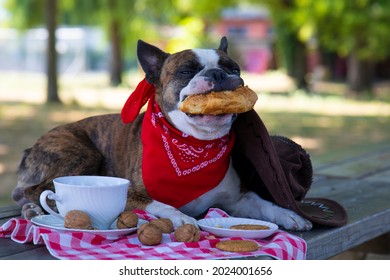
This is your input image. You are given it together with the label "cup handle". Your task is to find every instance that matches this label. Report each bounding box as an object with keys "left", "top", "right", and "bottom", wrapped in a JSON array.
[{"left": 39, "top": 190, "right": 63, "bottom": 219}]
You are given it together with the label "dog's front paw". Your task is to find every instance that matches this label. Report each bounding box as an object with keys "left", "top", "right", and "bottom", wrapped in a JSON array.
[
  {"left": 145, "top": 200, "right": 198, "bottom": 228},
  {"left": 21, "top": 203, "right": 44, "bottom": 220},
  {"left": 276, "top": 209, "right": 312, "bottom": 231},
  {"left": 169, "top": 212, "right": 198, "bottom": 228}
]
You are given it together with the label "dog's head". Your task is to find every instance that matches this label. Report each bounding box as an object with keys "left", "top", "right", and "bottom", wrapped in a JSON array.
[{"left": 137, "top": 37, "right": 243, "bottom": 140}]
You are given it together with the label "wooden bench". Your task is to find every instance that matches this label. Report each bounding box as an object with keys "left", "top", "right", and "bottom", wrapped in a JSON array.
[
  {"left": 1, "top": 146, "right": 390, "bottom": 260},
  {"left": 299, "top": 146, "right": 390, "bottom": 259}
]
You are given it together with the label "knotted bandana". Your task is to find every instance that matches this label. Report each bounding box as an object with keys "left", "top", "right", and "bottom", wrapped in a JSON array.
[{"left": 121, "top": 78, "right": 155, "bottom": 124}]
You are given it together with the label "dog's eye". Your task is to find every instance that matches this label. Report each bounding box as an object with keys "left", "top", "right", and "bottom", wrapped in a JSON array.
[
  {"left": 178, "top": 67, "right": 198, "bottom": 77},
  {"left": 178, "top": 64, "right": 202, "bottom": 77},
  {"left": 231, "top": 69, "right": 240, "bottom": 76},
  {"left": 180, "top": 70, "right": 195, "bottom": 75}
]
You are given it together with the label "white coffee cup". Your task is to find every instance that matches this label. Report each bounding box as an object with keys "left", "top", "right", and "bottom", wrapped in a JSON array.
[{"left": 39, "top": 175, "right": 130, "bottom": 230}]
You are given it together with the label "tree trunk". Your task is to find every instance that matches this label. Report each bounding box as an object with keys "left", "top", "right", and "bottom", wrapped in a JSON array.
[
  {"left": 346, "top": 52, "right": 374, "bottom": 97},
  {"left": 109, "top": 19, "right": 122, "bottom": 86},
  {"left": 274, "top": 27, "right": 308, "bottom": 90},
  {"left": 45, "top": 0, "right": 60, "bottom": 103},
  {"left": 292, "top": 39, "right": 308, "bottom": 90}
]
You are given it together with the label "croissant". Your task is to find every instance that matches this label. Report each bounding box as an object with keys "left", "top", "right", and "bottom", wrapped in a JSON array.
[{"left": 179, "top": 85, "right": 258, "bottom": 115}]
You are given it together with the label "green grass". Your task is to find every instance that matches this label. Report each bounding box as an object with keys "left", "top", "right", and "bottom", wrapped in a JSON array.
[{"left": 1, "top": 71, "right": 389, "bottom": 207}]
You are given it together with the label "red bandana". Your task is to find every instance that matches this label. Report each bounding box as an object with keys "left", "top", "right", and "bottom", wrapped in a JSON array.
[
  {"left": 121, "top": 78, "right": 155, "bottom": 123},
  {"left": 121, "top": 79, "right": 236, "bottom": 208}
]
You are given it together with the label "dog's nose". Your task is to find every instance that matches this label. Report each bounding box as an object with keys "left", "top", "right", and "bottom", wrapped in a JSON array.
[
  {"left": 204, "top": 68, "right": 228, "bottom": 82},
  {"left": 203, "top": 68, "right": 244, "bottom": 92}
]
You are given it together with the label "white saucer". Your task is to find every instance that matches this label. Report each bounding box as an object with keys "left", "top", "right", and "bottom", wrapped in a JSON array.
[
  {"left": 197, "top": 217, "right": 278, "bottom": 239},
  {"left": 31, "top": 214, "right": 145, "bottom": 240}
]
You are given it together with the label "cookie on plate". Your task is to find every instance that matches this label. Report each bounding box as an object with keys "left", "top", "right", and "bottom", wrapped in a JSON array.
[
  {"left": 215, "top": 240, "right": 259, "bottom": 252},
  {"left": 229, "top": 224, "right": 270, "bottom": 230}
]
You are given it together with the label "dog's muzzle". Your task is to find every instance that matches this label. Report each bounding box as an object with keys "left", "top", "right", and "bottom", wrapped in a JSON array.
[{"left": 202, "top": 68, "right": 244, "bottom": 92}]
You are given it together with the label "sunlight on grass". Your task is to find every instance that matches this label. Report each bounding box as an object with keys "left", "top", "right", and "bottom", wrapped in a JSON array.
[
  {"left": 0, "top": 72, "right": 46, "bottom": 104},
  {"left": 290, "top": 136, "right": 321, "bottom": 150},
  {"left": 1, "top": 71, "right": 389, "bottom": 116},
  {"left": 0, "top": 103, "right": 37, "bottom": 119},
  {"left": 0, "top": 144, "right": 9, "bottom": 156},
  {"left": 256, "top": 90, "right": 390, "bottom": 117},
  {"left": 60, "top": 72, "right": 134, "bottom": 109}
]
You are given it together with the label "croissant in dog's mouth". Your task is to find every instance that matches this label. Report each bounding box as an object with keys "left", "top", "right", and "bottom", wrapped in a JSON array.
[{"left": 179, "top": 86, "right": 258, "bottom": 115}]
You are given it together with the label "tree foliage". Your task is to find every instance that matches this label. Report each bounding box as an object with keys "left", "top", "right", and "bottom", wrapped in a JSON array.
[
  {"left": 295, "top": 0, "right": 390, "bottom": 62},
  {"left": 255, "top": 0, "right": 390, "bottom": 61},
  {"left": 252, "top": 0, "right": 390, "bottom": 94},
  {"left": 5, "top": 0, "right": 390, "bottom": 95},
  {"left": 3, "top": 0, "right": 235, "bottom": 87},
  {"left": 4, "top": 0, "right": 45, "bottom": 29}
]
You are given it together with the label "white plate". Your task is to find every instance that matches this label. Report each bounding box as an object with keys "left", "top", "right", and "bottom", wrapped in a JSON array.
[
  {"left": 197, "top": 217, "right": 278, "bottom": 239},
  {"left": 31, "top": 214, "right": 145, "bottom": 240}
]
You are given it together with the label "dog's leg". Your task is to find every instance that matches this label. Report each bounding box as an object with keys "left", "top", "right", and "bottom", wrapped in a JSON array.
[
  {"left": 20, "top": 202, "right": 45, "bottom": 220},
  {"left": 228, "top": 191, "right": 312, "bottom": 231},
  {"left": 145, "top": 201, "right": 198, "bottom": 228},
  {"left": 125, "top": 185, "right": 198, "bottom": 228}
]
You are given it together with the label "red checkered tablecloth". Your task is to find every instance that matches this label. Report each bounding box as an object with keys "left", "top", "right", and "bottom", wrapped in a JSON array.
[{"left": 0, "top": 208, "right": 306, "bottom": 260}]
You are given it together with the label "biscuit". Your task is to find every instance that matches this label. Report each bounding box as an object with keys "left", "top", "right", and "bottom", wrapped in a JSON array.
[
  {"left": 229, "top": 224, "right": 270, "bottom": 230},
  {"left": 179, "top": 85, "right": 258, "bottom": 115},
  {"left": 215, "top": 240, "right": 259, "bottom": 252}
]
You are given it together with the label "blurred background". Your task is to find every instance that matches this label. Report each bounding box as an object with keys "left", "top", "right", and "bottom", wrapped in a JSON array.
[{"left": 0, "top": 0, "right": 389, "bottom": 212}]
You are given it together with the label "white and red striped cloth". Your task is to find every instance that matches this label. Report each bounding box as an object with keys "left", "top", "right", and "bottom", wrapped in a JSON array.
[{"left": 0, "top": 208, "right": 306, "bottom": 260}]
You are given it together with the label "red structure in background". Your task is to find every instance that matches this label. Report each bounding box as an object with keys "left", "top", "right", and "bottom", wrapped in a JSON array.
[
  {"left": 213, "top": 7, "right": 390, "bottom": 83},
  {"left": 213, "top": 7, "right": 273, "bottom": 74}
]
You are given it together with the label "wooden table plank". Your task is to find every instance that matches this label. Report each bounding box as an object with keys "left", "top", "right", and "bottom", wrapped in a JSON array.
[
  {"left": 0, "top": 238, "right": 54, "bottom": 260},
  {"left": 309, "top": 180, "right": 390, "bottom": 221},
  {"left": 0, "top": 247, "right": 55, "bottom": 260},
  {"left": 315, "top": 148, "right": 390, "bottom": 179},
  {"left": 301, "top": 208, "right": 390, "bottom": 259},
  {"left": 296, "top": 155, "right": 390, "bottom": 259},
  {"left": 0, "top": 238, "right": 55, "bottom": 260},
  {"left": 364, "top": 168, "right": 390, "bottom": 183},
  {"left": 0, "top": 205, "right": 21, "bottom": 220}
]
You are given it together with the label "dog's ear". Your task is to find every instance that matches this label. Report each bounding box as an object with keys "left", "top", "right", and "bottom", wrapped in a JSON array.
[
  {"left": 218, "top": 36, "right": 228, "bottom": 54},
  {"left": 137, "top": 40, "right": 170, "bottom": 84}
]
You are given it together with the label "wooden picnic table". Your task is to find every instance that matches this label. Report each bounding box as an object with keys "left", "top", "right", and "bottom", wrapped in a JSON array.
[{"left": 1, "top": 146, "right": 390, "bottom": 260}]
